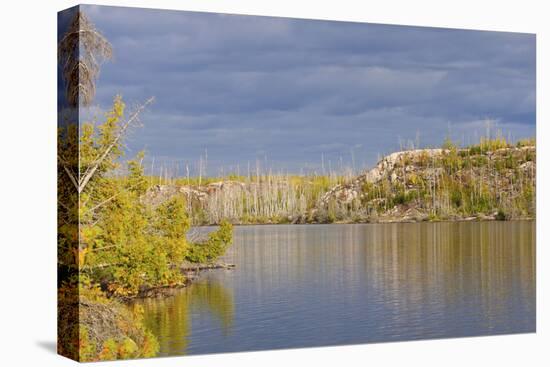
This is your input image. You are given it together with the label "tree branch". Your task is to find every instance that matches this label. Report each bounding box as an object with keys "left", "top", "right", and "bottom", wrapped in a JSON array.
[{"left": 78, "top": 97, "right": 154, "bottom": 193}]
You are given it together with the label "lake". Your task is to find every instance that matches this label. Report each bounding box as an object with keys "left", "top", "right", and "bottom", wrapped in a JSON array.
[{"left": 137, "top": 221, "right": 535, "bottom": 356}]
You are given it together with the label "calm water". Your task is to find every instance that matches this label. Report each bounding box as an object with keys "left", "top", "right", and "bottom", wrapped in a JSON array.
[{"left": 137, "top": 221, "right": 535, "bottom": 356}]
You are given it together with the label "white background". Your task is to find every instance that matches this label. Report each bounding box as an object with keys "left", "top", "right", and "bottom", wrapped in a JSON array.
[{"left": 0, "top": 0, "right": 548, "bottom": 365}]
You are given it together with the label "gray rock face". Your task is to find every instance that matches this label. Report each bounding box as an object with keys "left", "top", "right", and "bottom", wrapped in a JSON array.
[
  {"left": 143, "top": 184, "right": 208, "bottom": 207},
  {"left": 320, "top": 149, "right": 448, "bottom": 207},
  {"left": 143, "top": 180, "right": 249, "bottom": 208}
]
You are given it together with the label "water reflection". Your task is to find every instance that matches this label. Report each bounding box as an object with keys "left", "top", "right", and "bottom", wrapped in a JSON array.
[
  {"left": 140, "top": 221, "right": 535, "bottom": 355},
  {"left": 136, "top": 280, "right": 234, "bottom": 356}
]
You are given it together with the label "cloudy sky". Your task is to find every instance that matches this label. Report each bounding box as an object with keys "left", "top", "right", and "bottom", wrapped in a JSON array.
[{"left": 73, "top": 5, "right": 535, "bottom": 176}]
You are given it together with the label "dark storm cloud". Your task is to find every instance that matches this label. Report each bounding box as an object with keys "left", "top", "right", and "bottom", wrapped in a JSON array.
[{"left": 79, "top": 4, "right": 536, "bottom": 175}]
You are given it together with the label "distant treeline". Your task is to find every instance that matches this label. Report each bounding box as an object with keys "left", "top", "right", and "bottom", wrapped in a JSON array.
[{"left": 141, "top": 135, "right": 535, "bottom": 225}]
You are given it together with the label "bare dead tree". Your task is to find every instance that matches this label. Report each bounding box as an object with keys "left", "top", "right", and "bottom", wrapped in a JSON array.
[{"left": 58, "top": 10, "right": 113, "bottom": 107}]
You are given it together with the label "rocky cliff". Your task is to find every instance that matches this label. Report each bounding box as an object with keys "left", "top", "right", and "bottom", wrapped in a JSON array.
[{"left": 318, "top": 145, "right": 535, "bottom": 222}]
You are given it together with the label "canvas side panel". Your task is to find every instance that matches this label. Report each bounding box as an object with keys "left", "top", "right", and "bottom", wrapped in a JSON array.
[{"left": 57, "top": 5, "right": 81, "bottom": 362}]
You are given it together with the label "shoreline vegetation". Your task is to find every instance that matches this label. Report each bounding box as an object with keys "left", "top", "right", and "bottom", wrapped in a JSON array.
[{"left": 58, "top": 97, "right": 235, "bottom": 362}]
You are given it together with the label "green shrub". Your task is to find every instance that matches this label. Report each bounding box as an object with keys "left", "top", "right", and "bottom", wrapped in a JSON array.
[{"left": 186, "top": 221, "right": 233, "bottom": 264}]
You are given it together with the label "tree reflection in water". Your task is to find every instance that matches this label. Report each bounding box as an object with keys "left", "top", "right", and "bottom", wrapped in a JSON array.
[{"left": 132, "top": 279, "right": 234, "bottom": 356}]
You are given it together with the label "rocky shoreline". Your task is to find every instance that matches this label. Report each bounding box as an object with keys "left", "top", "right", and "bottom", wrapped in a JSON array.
[
  {"left": 190, "top": 212, "right": 534, "bottom": 226},
  {"left": 115, "top": 262, "right": 236, "bottom": 301}
]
